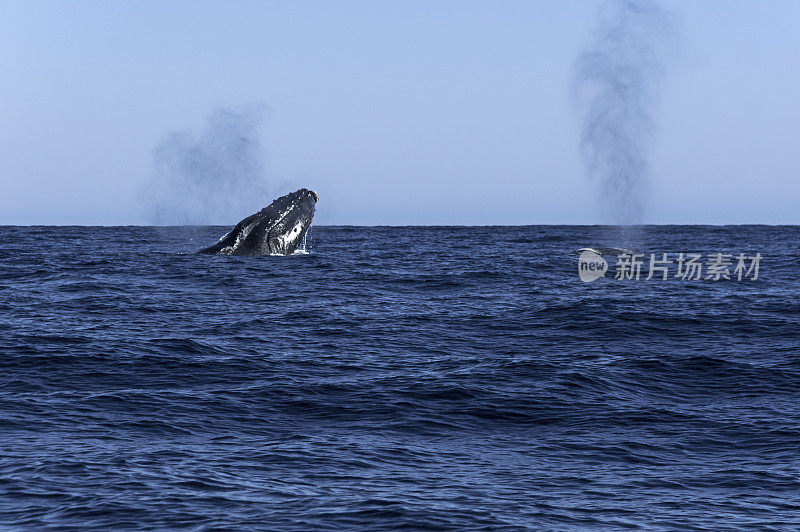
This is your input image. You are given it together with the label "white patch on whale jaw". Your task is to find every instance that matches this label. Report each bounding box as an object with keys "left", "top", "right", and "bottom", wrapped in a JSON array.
[
  {"left": 217, "top": 220, "right": 258, "bottom": 255},
  {"left": 272, "top": 218, "right": 309, "bottom": 255}
]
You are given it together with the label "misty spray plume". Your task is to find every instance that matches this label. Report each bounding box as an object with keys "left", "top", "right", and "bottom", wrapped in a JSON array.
[
  {"left": 144, "top": 104, "right": 269, "bottom": 225},
  {"left": 572, "top": 0, "right": 677, "bottom": 225}
]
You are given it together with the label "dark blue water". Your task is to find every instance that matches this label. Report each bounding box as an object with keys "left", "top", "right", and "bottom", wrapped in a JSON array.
[{"left": 2, "top": 225, "right": 799, "bottom": 530}]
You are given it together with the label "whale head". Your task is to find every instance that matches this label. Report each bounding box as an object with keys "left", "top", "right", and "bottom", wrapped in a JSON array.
[
  {"left": 199, "top": 188, "right": 318, "bottom": 256},
  {"left": 266, "top": 188, "right": 318, "bottom": 255}
]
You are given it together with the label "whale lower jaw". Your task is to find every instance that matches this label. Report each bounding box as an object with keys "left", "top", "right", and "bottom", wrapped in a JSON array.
[{"left": 270, "top": 217, "right": 312, "bottom": 255}]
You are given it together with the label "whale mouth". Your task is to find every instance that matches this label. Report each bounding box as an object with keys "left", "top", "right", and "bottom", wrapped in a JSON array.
[{"left": 310, "top": 190, "right": 319, "bottom": 202}]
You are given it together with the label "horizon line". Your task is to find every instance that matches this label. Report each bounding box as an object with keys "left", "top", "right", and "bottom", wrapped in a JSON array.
[{"left": 1, "top": 223, "right": 797, "bottom": 228}]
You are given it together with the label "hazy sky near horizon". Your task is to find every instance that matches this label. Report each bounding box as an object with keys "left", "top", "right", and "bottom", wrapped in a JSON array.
[{"left": 1, "top": 1, "right": 798, "bottom": 225}]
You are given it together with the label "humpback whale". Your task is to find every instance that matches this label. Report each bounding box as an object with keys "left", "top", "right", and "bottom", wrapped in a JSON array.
[
  {"left": 199, "top": 188, "right": 317, "bottom": 256},
  {"left": 576, "top": 247, "right": 638, "bottom": 256}
]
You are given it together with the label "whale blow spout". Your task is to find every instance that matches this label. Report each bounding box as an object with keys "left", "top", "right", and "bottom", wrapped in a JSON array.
[{"left": 198, "top": 188, "right": 317, "bottom": 256}]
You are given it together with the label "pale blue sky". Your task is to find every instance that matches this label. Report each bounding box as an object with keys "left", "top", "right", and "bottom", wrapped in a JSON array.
[{"left": 1, "top": 1, "right": 798, "bottom": 225}]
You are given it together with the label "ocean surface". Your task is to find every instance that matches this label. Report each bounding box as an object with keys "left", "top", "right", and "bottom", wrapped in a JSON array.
[{"left": 1, "top": 225, "right": 799, "bottom": 530}]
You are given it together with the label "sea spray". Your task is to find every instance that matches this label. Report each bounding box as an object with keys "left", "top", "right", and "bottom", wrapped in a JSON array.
[
  {"left": 572, "top": 0, "right": 678, "bottom": 227},
  {"left": 143, "top": 104, "right": 269, "bottom": 225}
]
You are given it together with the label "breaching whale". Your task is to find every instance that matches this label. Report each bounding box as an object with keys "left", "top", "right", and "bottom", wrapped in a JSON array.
[
  {"left": 198, "top": 188, "right": 318, "bottom": 256},
  {"left": 576, "top": 247, "right": 637, "bottom": 256}
]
